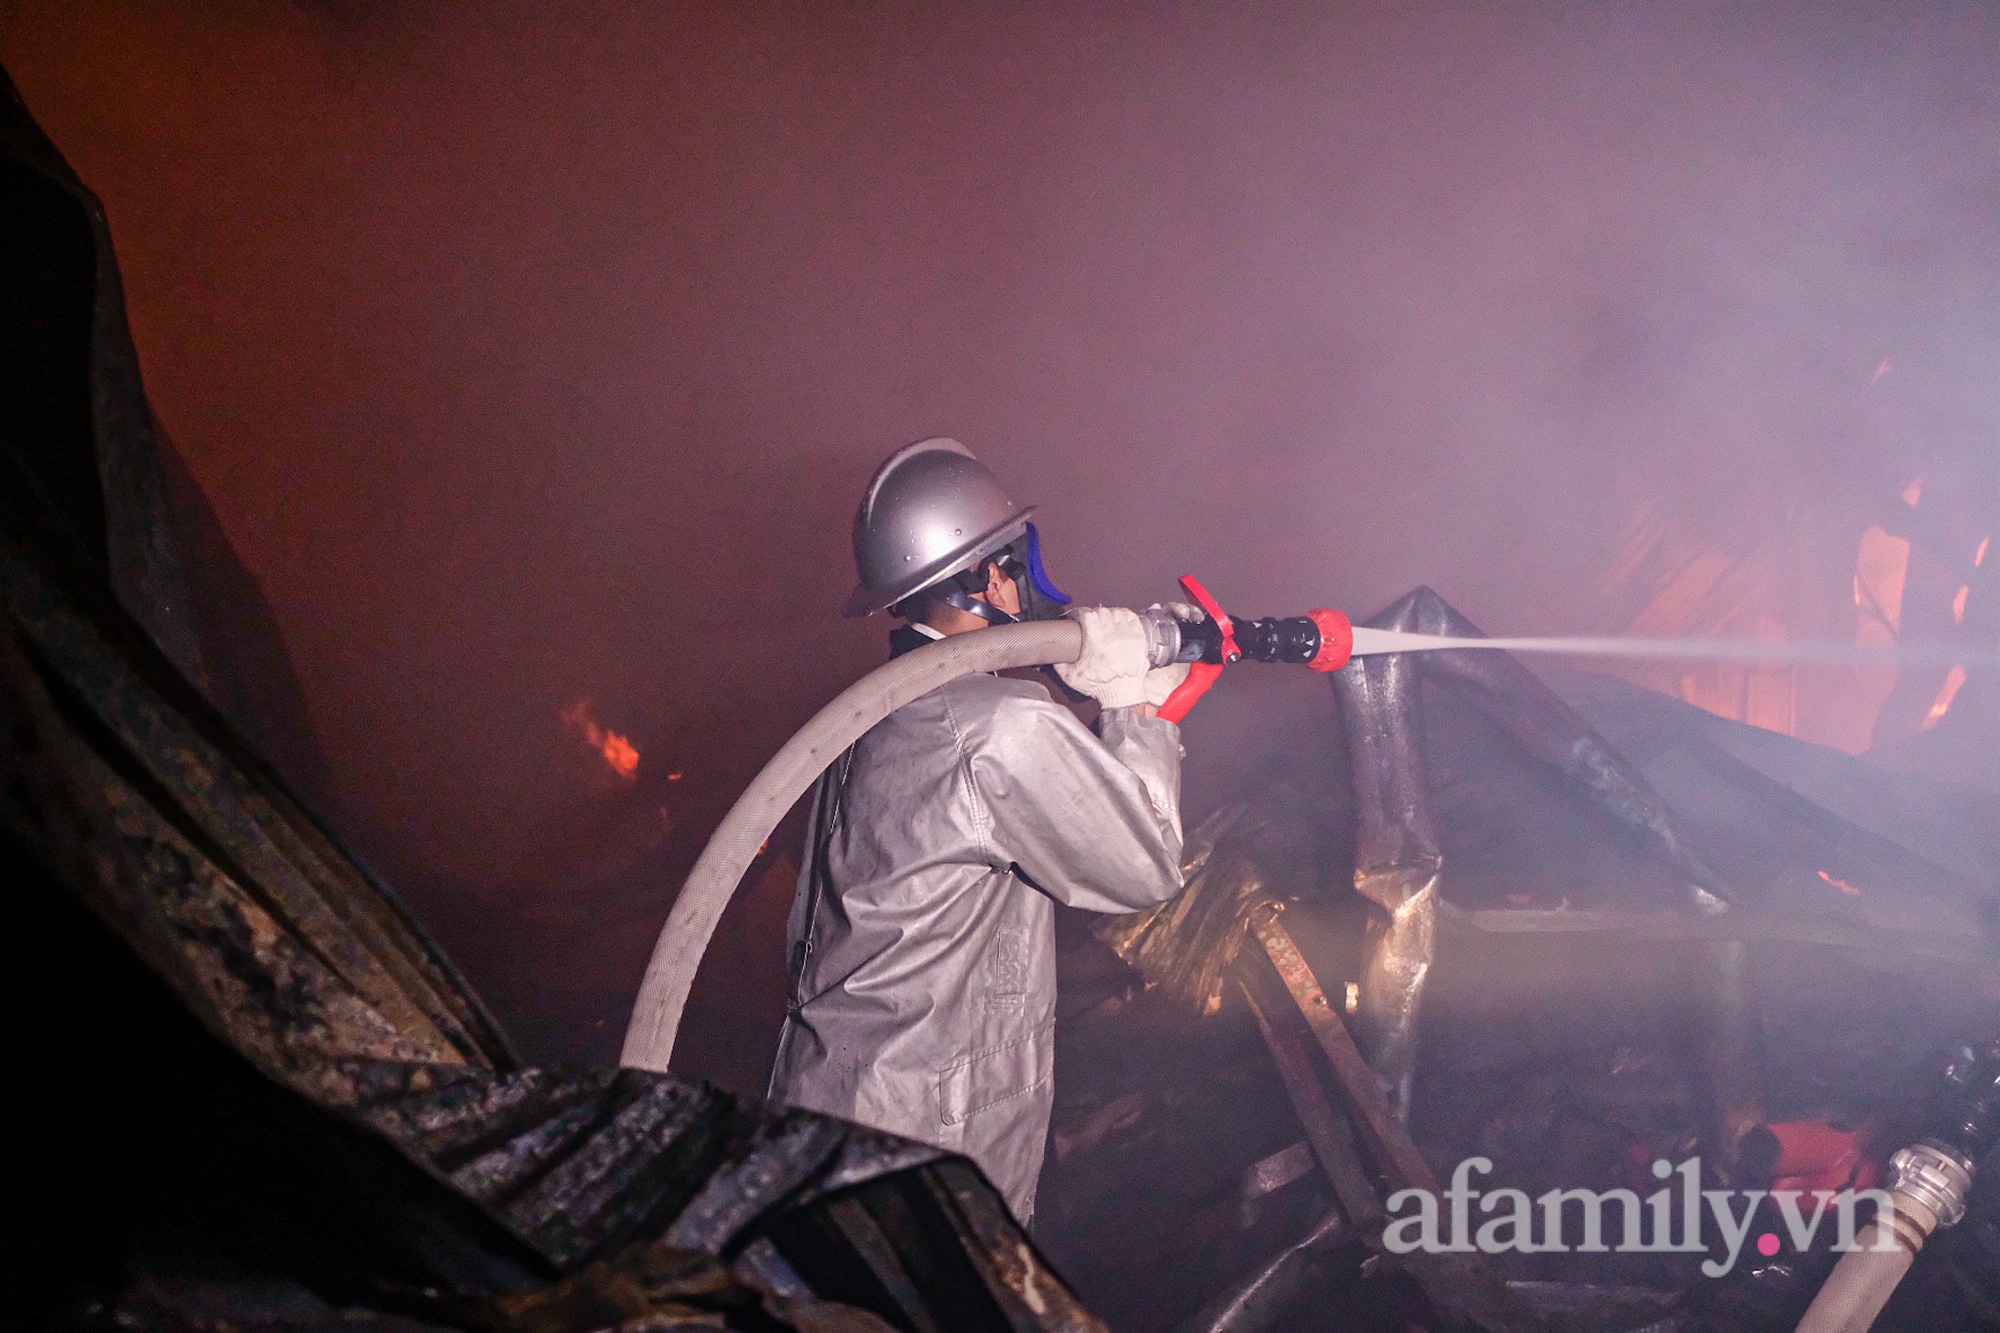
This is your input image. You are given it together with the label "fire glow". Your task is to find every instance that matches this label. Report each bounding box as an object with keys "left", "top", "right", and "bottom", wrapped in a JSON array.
[
  {"left": 1924, "top": 666, "right": 1968, "bottom": 732},
  {"left": 561, "top": 696, "right": 640, "bottom": 781}
]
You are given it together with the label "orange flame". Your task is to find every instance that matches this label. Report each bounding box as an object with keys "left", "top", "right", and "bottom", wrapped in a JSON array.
[
  {"left": 1854, "top": 525, "right": 1909, "bottom": 633},
  {"left": 560, "top": 696, "right": 640, "bottom": 781},
  {"left": 1923, "top": 666, "right": 1968, "bottom": 732},
  {"left": 1978, "top": 537, "right": 1990, "bottom": 568},
  {"left": 1818, "top": 870, "right": 1862, "bottom": 896}
]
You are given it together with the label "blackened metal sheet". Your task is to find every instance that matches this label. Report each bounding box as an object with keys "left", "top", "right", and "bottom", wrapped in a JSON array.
[
  {"left": 1357, "top": 587, "right": 1727, "bottom": 907},
  {"left": 0, "top": 552, "right": 510, "bottom": 1084},
  {"left": 0, "top": 68, "right": 1105, "bottom": 1332},
  {"left": 0, "top": 581, "right": 1088, "bottom": 1323},
  {"left": 329, "top": 1058, "right": 947, "bottom": 1270},
  {"left": 1329, "top": 592, "right": 1447, "bottom": 1120},
  {"left": 1096, "top": 783, "right": 1327, "bottom": 1016}
]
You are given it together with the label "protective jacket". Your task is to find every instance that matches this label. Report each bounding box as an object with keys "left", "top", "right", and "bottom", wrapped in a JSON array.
[{"left": 767, "top": 671, "right": 1184, "bottom": 1220}]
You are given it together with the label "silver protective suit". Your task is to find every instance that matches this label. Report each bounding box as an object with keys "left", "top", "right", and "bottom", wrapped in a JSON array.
[{"left": 768, "top": 671, "right": 1184, "bottom": 1220}]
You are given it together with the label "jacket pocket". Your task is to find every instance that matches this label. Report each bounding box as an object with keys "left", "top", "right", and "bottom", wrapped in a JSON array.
[{"left": 938, "top": 1023, "right": 1053, "bottom": 1127}]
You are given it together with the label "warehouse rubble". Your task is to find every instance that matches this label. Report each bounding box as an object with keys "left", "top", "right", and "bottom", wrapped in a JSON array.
[
  {"left": 11, "top": 49, "right": 2000, "bottom": 1333},
  {"left": 0, "top": 69, "right": 1100, "bottom": 1333}
]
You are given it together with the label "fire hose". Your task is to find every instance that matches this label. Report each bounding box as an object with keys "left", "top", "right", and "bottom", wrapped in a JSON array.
[
  {"left": 620, "top": 577, "right": 1351, "bottom": 1072},
  {"left": 1791, "top": 1041, "right": 2000, "bottom": 1333},
  {"left": 1790, "top": 1144, "right": 1974, "bottom": 1333}
]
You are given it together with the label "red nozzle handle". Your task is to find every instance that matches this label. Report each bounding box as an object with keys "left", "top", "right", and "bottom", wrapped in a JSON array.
[
  {"left": 1305, "top": 608, "right": 1353, "bottom": 672},
  {"left": 1156, "top": 573, "right": 1235, "bottom": 724},
  {"left": 1179, "top": 574, "right": 1240, "bottom": 663},
  {"left": 1158, "top": 661, "right": 1222, "bottom": 724}
]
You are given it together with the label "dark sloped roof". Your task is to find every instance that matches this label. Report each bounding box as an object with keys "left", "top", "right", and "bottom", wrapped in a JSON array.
[
  {"left": 0, "top": 60, "right": 514, "bottom": 1090},
  {"left": 1, "top": 60, "right": 1100, "bottom": 1333}
]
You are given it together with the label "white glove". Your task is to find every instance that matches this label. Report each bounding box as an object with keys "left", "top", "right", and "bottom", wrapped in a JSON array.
[
  {"left": 1056, "top": 606, "right": 1152, "bottom": 709},
  {"left": 1140, "top": 601, "right": 1204, "bottom": 707},
  {"left": 1143, "top": 661, "right": 1191, "bottom": 708}
]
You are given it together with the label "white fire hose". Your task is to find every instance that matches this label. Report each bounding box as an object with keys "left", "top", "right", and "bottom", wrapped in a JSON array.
[
  {"left": 619, "top": 619, "right": 1085, "bottom": 1072},
  {"left": 616, "top": 598, "right": 1999, "bottom": 1333},
  {"left": 1791, "top": 1142, "right": 1976, "bottom": 1333}
]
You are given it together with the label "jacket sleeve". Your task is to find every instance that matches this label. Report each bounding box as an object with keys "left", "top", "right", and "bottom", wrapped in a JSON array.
[{"left": 961, "top": 694, "right": 1184, "bottom": 913}]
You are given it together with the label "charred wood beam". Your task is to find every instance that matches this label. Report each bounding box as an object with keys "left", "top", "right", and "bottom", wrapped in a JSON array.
[
  {"left": 1236, "top": 962, "right": 1381, "bottom": 1230},
  {"left": 1247, "top": 907, "right": 1438, "bottom": 1199},
  {"left": 1242, "top": 907, "right": 1540, "bottom": 1333}
]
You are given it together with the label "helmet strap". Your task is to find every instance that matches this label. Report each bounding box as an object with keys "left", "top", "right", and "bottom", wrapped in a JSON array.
[{"left": 940, "top": 588, "right": 1018, "bottom": 625}]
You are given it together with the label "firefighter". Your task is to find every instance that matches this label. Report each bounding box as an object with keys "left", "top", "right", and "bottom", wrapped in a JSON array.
[{"left": 768, "top": 438, "right": 1201, "bottom": 1222}]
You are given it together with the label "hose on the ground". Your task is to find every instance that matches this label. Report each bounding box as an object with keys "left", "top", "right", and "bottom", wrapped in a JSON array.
[
  {"left": 1792, "top": 1142, "right": 1973, "bottom": 1333},
  {"left": 620, "top": 619, "right": 1085, "bottom": 1072},
  {"left": 1792, "top": 1240, "right": 1918, "bottom": 1333}
]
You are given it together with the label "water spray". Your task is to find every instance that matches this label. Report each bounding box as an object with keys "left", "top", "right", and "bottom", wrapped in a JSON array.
[
  {"left": 623, "top": 575, "right": 1984, "bottom": 1073},
  {"left": 1346, "top": 629, "right": 1992, "bottom": 668},
  {"left": 1147, "top": 573, "right": 1992, "bottom": 687}
]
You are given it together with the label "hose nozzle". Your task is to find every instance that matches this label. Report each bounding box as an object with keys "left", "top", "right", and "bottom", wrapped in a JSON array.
[{"left": 1142, "top": 601, "right": 1353, "bottom": 673}]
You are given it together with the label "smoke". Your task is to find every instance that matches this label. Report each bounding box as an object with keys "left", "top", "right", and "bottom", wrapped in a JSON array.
[{"left": 5, "top": 0, "right": 1999, "bottom": 1074}]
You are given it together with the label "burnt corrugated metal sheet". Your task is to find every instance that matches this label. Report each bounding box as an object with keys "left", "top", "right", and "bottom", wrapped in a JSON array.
[{"left": 0, "top": 60, "right": 1104, "bottom": 1333}]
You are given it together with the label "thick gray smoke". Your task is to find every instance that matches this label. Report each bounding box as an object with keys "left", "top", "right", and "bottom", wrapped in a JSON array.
[{"left": 6, "top": 0, "right": 1997, "bottom": 1075}]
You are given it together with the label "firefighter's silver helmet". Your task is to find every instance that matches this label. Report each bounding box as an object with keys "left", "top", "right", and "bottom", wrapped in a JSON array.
[{"left": 841, "top": 438, "right": 1036, "bottom": 618}]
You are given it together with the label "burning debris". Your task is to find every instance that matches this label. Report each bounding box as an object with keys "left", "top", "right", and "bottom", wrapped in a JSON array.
[
  {"left": 1, "top": 77, "right": 1099, "bottom": 1333},
  {"left": 1037, "top": 588, "right": 2000, "bottom": 1331},
  {"left": 561, "top": 694, "right": 641, "bottom": 782},
  {"left": 12, "top": 23, "right": 2000, "bottom": 1333},
  {"left": 1925, "top": 665, "right": 1969, "bottom": 731}
]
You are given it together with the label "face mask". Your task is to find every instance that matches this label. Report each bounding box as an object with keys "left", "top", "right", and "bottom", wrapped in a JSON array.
[{"left": 1003, "top": 523, "right": 1073, "bottom": 622}]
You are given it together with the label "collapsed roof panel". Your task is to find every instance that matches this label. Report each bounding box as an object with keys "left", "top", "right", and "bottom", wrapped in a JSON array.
[
  {"left": 1060, "top": 585, "right": 2000, "bottom": 1331},
  {"left": 0, "top": 60, "right": 1100, "bottom": 1333}
]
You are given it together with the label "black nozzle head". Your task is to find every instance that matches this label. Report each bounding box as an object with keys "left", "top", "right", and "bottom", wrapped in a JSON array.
[{"left": 1234, "top": 615, "right": 1327, "bottom": 665}]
